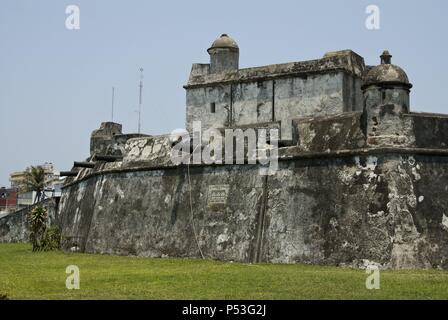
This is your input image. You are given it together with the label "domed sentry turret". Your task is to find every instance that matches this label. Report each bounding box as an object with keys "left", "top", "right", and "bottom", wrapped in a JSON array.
[
  {"left": 362, "top": 51, "right": 414, "bottom": 146},
  {"left": 362, "top": 50, "right": 413, "bottom": 112},
  {"left": 208, "top": 34, "right": 239, "bottom": 73}
]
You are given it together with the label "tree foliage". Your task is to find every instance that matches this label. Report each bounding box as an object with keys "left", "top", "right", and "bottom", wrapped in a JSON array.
[{"left": 22, "top": 166, "right": 47, "bottom": 203}]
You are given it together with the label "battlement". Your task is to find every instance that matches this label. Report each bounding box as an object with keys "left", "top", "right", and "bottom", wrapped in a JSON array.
[
  {"left": 62, "top": 104, "right": 448, "bottom": 189},
  {"left": 185, "top": 49, "right": 366, "bottom": 88}
]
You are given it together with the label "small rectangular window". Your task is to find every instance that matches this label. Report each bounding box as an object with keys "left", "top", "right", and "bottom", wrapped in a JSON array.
[{"left": 210, "top": 102, "right": 216, "bottom": 113}]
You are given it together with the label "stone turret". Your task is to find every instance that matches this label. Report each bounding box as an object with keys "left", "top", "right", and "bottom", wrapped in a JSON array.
[
  {"left": 208, "top": 34, "right": 239, "bottom": 73},
  {"left": 362, "top": 51, "right": 414, "bottom": 146},
  {"left": 90, "top": 122, "right": 122, "bottom": 157},
  {"left": 363, "top": 50, "right": 412, "bottom": 112}
]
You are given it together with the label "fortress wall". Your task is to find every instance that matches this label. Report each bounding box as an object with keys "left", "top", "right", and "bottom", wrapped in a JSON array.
[
  {"left": 0, "top": 208, "right": 30, "bottom": 243},
  {"left": 57, "top": 179, "right": 98, "bottom": 251},
  {"left": 186, "top": 84, "right": 231, "bottom": 132},
  {"left": 262, "top": 155, "right": 448, "bottom": 269},
  {"left": 274, "top": 73, "right": 345, "bottom": 132},
  {"left": 232, "top": 80, "right": 274, "bottom": 125},
  {"left": 0, "top": 198, "right": 59, "bottom": 243},
  {"left": 293, "top": 111, "right": 366, "bottom": 152},
  {"left": 57, "top": 153, "right": 448, "bottom": 269},
  {"left": 343, "top": 73, "right": 364, "bottom": 112},
  {"left": 186, "top": 72, "right": 354, "bottom": 135},
  {"left": 409, "top": 113, "right": 448, "bottom": 148},
  {"left": 58, "top": 165, "right": 266, "bottom": 261}
]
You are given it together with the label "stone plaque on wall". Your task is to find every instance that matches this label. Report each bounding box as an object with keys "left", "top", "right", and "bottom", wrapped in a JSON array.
[{"left": 207, "top": 185, "right": 229, "bottom": 206}]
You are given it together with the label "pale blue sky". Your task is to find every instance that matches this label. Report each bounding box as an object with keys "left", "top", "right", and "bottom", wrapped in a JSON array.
[{"left": 0, "top": 0, "right": 447, "bottom": 185}]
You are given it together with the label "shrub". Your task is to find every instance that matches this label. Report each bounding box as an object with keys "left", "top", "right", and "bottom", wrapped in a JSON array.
[
  {"left": 29, "top": 206, "right": 47, "bottom": 251},
  {"left": 41, "top": 225, "right": 61, "bottom": 251},
  {"left": 28, "top": 206, "right": 61, "bottom": 251}
]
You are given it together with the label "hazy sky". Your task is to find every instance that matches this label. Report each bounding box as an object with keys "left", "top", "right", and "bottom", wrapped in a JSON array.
[{"left": 0, "top": 0, "right": 447, "bottom": 186}]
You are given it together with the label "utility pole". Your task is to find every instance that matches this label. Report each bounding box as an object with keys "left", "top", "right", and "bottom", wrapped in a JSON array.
[{"left": 138, "top": 68, "right": 144, "bottom": 134}]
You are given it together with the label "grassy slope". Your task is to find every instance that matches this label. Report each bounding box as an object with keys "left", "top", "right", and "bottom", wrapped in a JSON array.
[{"left": 0, "top": 243, "right": 447, "bottom": 300}]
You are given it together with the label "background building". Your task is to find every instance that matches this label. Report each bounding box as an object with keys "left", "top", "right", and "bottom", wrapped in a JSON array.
[
  {"left": 0, "top": 188, "right": 17, "bottom": 215},
  {"left": 8, "top": 162, "right": 63, "bottom": 210}
]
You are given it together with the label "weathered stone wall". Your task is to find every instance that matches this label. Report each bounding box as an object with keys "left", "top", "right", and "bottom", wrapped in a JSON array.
[
  {"left": 273, "top": 73, "right": 345, "bottom": 129},
  {"left": 410, "top": 113, "right": 448, "bottom": 148},
  {"left": 57, "top": 153, "right": 448, "bottom": 269},
  {"left": 57, "top": 166, "right": 265, "bottom": 261},
  {"left": 293, "top": 112, "right": 366, "bottom": 152},
  {"left": 186, "top": 72, "right": 359, "bottom": 136},
  {"left": 262, "top": 154, "right": 448, "bottom": 269},
  {"left": 90, "top": 122, "right": 122, "bottom": 157},
  {"left": 89, "top": 121, "right": 150, "bottom": 159},
  {"left": 185, "top": 50, "right": 366, "bottom": 135},
  {"left": 233, "top": 80, "right": 274, "bottom": 126},
  {"left": 0, "top": 198, "right": 59, "bottom": 243}
]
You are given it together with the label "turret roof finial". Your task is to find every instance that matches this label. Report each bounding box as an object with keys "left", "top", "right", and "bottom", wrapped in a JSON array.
[{"left": 380, "top": 50, "right": 392, "bottom": 65}]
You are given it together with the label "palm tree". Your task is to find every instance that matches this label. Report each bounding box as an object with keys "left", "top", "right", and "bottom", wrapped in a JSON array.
[{"left": 22, "top": 166, "right": 47, "bottom": 203}]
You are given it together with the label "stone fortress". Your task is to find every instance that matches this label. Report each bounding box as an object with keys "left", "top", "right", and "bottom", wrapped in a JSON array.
[{"left": 2, "top": 34, "right": 448, "bottom": 269}]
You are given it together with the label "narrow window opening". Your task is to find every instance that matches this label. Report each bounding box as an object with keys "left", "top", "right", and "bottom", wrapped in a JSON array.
[{"left": 210, "top": 102, "right": 216, "bottom": 113}]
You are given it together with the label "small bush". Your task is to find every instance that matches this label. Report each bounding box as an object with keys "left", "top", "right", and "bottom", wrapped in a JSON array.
[
  {"left": 41, "top": 226, "right": 61, "bottom": 251},
  {"left": 28, "top": 206, "right": 61, "bottom": 252},
  {"left": 0, "top": 293, "right": 9, "bottom": 300},
  {"left": 29, "top": 206, "right": 48, "bottom": 251}
]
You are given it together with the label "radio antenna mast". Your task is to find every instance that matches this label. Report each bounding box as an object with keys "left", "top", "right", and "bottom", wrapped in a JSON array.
[
  {"left": 138, "top": 68, "right": 144, "bottom": 133},
  {"left": 111, "top": 87, "right": 115, "bottom": 122}
]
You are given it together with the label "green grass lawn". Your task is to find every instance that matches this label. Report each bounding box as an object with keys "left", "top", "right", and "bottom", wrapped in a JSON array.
[{"left": 0, "top": 243, "right": 447, "bottom": 300}]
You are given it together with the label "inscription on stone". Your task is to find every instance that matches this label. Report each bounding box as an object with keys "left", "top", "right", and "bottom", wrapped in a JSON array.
[{"left": 207, "top": 185, "right": 229, "bottom": 205}]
